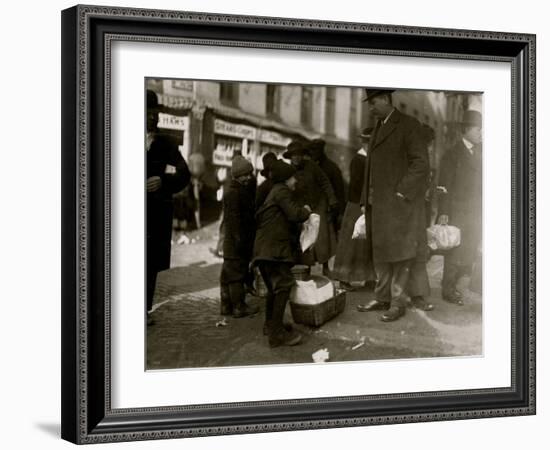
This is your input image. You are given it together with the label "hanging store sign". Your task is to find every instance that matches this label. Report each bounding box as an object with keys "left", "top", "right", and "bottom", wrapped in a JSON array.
[
  {"left": 171, "top": 80, "right": 194, "bottom": 91},
  {"left": 259, "top": 129, "right": 291, "bottom": 147},
  {"left": 214, "top": 118, "right": 256, "bottom": 140},
  {"left": 157, "top": 113, "right": 189, "bottom": 131},
  {"left": 212, "top": 146, "right": 234, "bottom": 167}
]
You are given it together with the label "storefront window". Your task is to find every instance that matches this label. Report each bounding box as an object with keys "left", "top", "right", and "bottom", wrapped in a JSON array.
[
  {"left": 325, "top": 87, "right": 336, "bottom": 135},
  {"left": 220, "top": 82, "right": 239, "bottom": 106},
  {"left": 301, "top": 86, "right": 313, "bottom": 128},
  {"left": 266, "top": 84, "right": 280, "bottom": 117}
]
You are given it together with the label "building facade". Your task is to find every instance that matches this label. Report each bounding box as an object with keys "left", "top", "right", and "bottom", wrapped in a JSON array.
[{"left": 147, "top": 78, "right": 479, "bottom": 209}]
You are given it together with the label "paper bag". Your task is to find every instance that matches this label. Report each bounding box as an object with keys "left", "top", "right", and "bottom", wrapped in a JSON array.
[
  {"left": 352, "top": 214, "right": 366, "bottom": 239},
  {"left": 426, "top": 224, "right": 461, "bottom": 251},
  {"left": 300, "top": 213, "right": 320, "bottom": 252}
]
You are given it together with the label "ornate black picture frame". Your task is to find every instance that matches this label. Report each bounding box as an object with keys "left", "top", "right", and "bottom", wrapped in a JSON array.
[{"left": 61, "top": 4, "right": 536, "bottom": 444}]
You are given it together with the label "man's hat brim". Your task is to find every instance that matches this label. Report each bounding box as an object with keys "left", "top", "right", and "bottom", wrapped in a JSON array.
[
  {"left": 361, "top": 89, "right": 396, "bottom": 102},
  {"left": 282, "top": 147, "right": 308, "bottom": 159}
]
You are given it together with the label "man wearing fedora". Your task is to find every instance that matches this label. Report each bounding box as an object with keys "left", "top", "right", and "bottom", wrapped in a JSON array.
[
  {"left": 437, "top": 109, "right": 483, "bottom": 305},
  {"left": 356, "top": 88, "right": 430, "bottom": 322},
  {"left": 146, "top": 89, "right": 191, "bottom": 325},
  {"left": 284, "top": 140, "right": 339, "bottom": 273},
  {"left": 253, "top": 160, "right": 312, "bottom": 347}
]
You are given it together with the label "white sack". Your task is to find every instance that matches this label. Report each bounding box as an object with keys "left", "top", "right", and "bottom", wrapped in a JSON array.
[{"left": 300, "top": 213, "right": 321, "bottom": 252}]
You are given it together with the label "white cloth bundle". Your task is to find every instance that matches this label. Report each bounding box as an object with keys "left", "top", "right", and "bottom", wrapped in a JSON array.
[
  {"left": 426, "top": 224, "right": 461, "bottom": 251},
  {"left": 300, "top": 213, "right": 321, "bottom": 252},
  {"left": 352, "top": 214, "right": 366, "bottom": 239},
  {"left": 290, "top": 276, "right": 334, "bottom": 305}
]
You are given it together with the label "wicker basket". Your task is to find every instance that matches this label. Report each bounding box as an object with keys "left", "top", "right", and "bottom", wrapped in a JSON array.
[{"left": 290, "top": 291, "right": 346, "bottom": 327}]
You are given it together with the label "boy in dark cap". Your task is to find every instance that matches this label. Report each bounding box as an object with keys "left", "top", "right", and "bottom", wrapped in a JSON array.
[
  {"left": 219, "top": 155, "right": 259, "bottom": 318},
  {"left": 255, "top": 152, "right": 278, "bottom": 210},
  {"left": 253, "top": 160, "right": 312, "bottom": 347}
]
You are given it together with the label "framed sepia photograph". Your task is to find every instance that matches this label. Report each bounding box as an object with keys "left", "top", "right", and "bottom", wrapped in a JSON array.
[{"left": 61, "top": 4, "right": 536, "bottom": 444}]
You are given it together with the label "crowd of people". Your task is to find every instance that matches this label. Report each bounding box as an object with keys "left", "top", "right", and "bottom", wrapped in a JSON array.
[{"left": 146, "top": 88, "right": 483, "bottom": 348}]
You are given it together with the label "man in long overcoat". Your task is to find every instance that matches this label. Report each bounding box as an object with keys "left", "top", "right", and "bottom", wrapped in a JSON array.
[
  {"left": 283, "top": 140, "right": 338, "bottom": 272},
  {"left": 437, "top": 110, "right": 483, "bottom": 305},
  {"left": 253, "top": 161, "right": 312, "bottom": 347},
  {"left": 356, "top": 88, "right": 430, "bottom": 322},
  {"left": 146, "top": 90, "right": 191, "bottom": 325}
]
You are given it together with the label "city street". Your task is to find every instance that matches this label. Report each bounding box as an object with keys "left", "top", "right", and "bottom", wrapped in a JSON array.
[{"left": 146, "top": 221, "right": 482, "bottom": 370}]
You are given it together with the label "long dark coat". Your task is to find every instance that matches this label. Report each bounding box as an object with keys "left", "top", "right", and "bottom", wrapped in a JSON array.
[
  {"left": 438, "top": 139, "right": 482, "bottom": 266},
  {"left": 255, "top": 178, "right": 274, "bottom": 210},
  {"left": 223, "top": 179, "right": 256, "bottom": 261},
  {"left": 293, "top": 159, "right": 338, "bottom": 264},
  {"left": 333, "top": 149, "right": 376, "bottom": 282},
  {"left": 147, "top": 134, "right": 191, "bottom": 272},
  {"left": 361, "top": 109, "right": 430, "bottom": 263},
  {"left": 253, "top": 184, "right": 310, "bottom": 264},
  {"left": 317, "top": 153, "right": 346, "bottom": 215}
]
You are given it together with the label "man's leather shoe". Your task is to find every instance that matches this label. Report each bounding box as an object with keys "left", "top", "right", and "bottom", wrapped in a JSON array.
[
  {"left": 357, "top": 300, "right": 390, "bottom": 312},
  {"left": 442, "top": 290, "right": 464, "bottom": 306},
  {"left": 380, "top": 306, "right": 405, "bottom": 322},
  {"left": 269, "top": 329, "right": 302, "bottom": 348},
  {"left": 263, "top": 322, "right": 293, "bottom": 336},
  {"left": 220, "top": 304, "right": 233, "bottom": 315},
  {"left": 411, "top": 296, "right": 435, "bottom": 311},
  {"left": 233, "top": 302, "right": 259, "bottom": 318}
]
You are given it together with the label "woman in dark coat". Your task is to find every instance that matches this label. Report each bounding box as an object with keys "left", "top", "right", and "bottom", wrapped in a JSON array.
[
  {"left": 308, "top": 139, "right": 346, "bottom": 231},
  {"left": 146, "top": 90, "right": 191, "bottom": 323},
  {"left": 332, "top": 128, "right": 375, "bottom": 288},
  {"left": 253, "top": 160, "right": 311, "bottom": 347},
  {"left": 283, "top": 140, "right": 338, "bottom": 270}
]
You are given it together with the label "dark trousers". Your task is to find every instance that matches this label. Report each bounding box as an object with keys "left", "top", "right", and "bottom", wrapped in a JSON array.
[
  {"left": 374, "top": 259, "right": 413, "bottom": 307},
  {"left": 220, "top": 259, "right": 251, "bottom": 308},
  {"left": 442, "top": 259, "right": 471, "bottom": 295},
  {"left": 146, "top": 267, "right": 158, "bottom": 313},
  {"left": 407, "top": 261, "right": 431, "bottom": 298},
  {"left": 257, "top": 261, "right": 296, "bottom": 333}
]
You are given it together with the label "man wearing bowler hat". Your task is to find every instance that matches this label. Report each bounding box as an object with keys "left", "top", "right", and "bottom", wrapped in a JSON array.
[
  {"left": 437, "top": 109, "right": 483, "bottom": 305},
  {"left": 356, "top": 88, "right": 430, "bottom": 322}
]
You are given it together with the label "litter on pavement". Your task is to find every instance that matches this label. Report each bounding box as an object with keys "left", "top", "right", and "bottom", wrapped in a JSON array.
[
  {"left": 215, "top": 318, "right": 228, "bottom": 327},
  {"left": 312, "top": 348, "right": 330, "bottom": 363}
]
